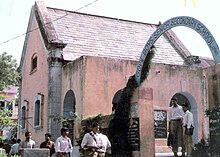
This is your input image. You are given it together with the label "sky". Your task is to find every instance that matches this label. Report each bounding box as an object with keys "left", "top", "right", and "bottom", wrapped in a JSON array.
[{"left": 0, "top": 0, "right": 219, "bottom": 65}]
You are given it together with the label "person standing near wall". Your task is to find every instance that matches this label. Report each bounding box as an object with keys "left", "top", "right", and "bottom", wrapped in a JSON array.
[
  {"left": 81, "top": 122, "right": 103, "bottom": 157},
  {"left": 19, "top": 131, "right": 36, "bottom": 149},
  {"left": 55, "top": 127, "right": 73, "bottom": 157},
  {"left": 40, "top": 133, "right": 55, "bottom": 157},
  {"left": 168, "top": 97, "right": 185, "bottom": 157},
  {"left": 182, "top": 102, "right": 194, "bottom": 157},
  {"left": 98, "top": 127, "right": 111, "bottom": 157}
]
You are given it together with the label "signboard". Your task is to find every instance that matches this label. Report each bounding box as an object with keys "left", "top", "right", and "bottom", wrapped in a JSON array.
[
  {"left": 127, "top": 118, "right": 140, "bottom": 151},
  {"left": 135, "top": 16, "right": 220, "bottom": 85},
  {"left": 154, "top": 110, "right": 167, "bottom": 138}
]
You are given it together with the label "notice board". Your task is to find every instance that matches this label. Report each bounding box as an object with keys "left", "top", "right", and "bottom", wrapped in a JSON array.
[{"left": 154, "top": 110, "right": 167, "bottom": 138}]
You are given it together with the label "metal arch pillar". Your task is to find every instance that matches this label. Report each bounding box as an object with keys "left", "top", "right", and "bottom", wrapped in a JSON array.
[{"left": 135, "top": 16, "right": 220, "bottom": 85}]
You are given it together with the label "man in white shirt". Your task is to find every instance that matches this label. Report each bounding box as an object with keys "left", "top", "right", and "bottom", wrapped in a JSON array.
[
  {"left": 55, "top": 127, "right": 73, "bottom": 157},
  {"left": 81, "top": 122, "right": 103, "bottom": 157},
  {"left": 182, "top": 102, "right": 194, "bottom": 157},
  {"left": 19, "top": 131, "right": 35, "bottom": 149},
  {"left": 168, "top": 97, "right": 185, "bottom": 157},
  {"left": 98, "top": 128, "right": 111, "bottom": 156}
]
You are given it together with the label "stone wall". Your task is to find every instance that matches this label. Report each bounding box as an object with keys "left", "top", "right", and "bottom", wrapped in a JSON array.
[{"left": 19, "top": 148, "right": 49, "bottom": 157}]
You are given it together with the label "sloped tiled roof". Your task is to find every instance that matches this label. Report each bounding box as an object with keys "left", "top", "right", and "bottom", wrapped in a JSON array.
[
  {"left": 47, "top": 7, "right": 186, "bottom": 65},
  {"left": 199, "top": 57, "right": 215, "bottom": 68}
]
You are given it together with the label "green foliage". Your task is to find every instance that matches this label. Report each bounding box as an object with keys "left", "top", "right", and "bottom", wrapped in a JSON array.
[
  {"left": 0, "top": 154, "right": 21, "bottom": 157},
  {"left": 50, "top": 111, "right": 79, "bottom": 125},
  {"left": 0, "top": 108, "right": 18, "bottom": 140},
  {"left": 140, "top": 45, "right": 156, "bottom": 85},
  {"left": 0, "top": 52, "right": 19, "bottom": 91},
  {"left": 192, "top": 107, "right": 220, "bottom": 156},
  {"left": 77, "top": 114, "right": 104, "bottom": 146},
  {"left": 0, "top": 154, "right": 7, "bottom": 157},
  {"left": 0, "top": 108, "right": 15, "bottom": 130},
  {"left": 191, "top": 139, "right": 210, "bottom": 157}
]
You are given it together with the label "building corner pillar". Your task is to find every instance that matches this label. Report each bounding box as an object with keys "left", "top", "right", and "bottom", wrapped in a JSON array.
[
  {"left": 47, "top": 41, "right": 66, "bottom": 140},
  {"left": 138, "top": 87, "right": 155, "bottom": 157}
]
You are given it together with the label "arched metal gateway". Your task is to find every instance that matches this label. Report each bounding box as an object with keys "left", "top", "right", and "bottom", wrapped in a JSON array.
[
  {"left": 110, "top": 16, "right": 220, "bottom": 157},
  {"left": 135, "top": 16, "right": 220, "bottom": 85}
]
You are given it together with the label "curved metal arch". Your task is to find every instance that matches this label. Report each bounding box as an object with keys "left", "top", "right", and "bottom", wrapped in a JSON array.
[{"left": 135, "top": 16, "right": 220, "bottom": 85}]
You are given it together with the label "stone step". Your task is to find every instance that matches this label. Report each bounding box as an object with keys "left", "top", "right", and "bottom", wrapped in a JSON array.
[
  {"left": 155, "top": 146, "right": 172, "bottom": 154},
  {"left": 155, "top": 139, "right": 168, "bottom": 146},
  {"left": 155, "top": 152, "right": 182, "bottom": 157}
]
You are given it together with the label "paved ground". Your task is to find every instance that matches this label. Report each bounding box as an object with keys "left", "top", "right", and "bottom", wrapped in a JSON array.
[
  {"left": 155, "top": 153, "right": 173, "bottom": 157},
  {"left": 155, "top": 152, "right": 182, "bottom": 157}
]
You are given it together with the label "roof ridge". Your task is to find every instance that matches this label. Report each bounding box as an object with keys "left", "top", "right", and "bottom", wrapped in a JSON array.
[
  {"left": 163, "top": 29, "right": 191, "bottom": 60},
  {"left": 46, "top": 6, "right": 159, "bottom": 27}
]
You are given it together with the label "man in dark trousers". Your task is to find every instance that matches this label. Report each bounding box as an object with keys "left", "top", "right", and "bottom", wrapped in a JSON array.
[
  {"left": 168, "top": 97, "right": 185, "bottom": 157},
  {"left": 182, "top": 102, "right": 194, "bottom": 157}
]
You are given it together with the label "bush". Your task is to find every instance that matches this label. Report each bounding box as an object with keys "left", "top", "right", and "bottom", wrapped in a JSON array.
[
  {"left": 192, "top": 107, "right": 220, "bottom": 157},
  {"left": 191, "top": 139, "right": 210, "bottom": 157},
  {"left": 0, "top": 154, "right": 21, "bottom": 157},
  {"left": 0, "top": 154, "right": 7, "bottom": 157}
]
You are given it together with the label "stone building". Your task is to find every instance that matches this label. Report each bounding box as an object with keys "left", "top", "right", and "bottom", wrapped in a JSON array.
[{"left": 18, "top": 1, "right": 220, "bottom": 156}]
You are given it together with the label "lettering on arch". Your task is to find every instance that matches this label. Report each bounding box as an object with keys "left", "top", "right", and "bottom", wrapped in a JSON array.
[{"left": 135, "top": 16, "right": 220, "bottom": 86}]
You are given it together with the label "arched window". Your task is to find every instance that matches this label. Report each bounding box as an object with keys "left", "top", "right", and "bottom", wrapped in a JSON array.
[
  {"left": 34, "top": 100, "right": 40, "bottom": 126},
  {"left": 21, "top": 105, "right": 26, "bottom": 130},
  {"left": 31, "top": 53, "right": 37, "bottom": 72},
  {"left": 34, "top": 93, "right": 43, "bottom": 128},
  {"left": 63, "top": 90, "right": 76, "bottom": 142}
]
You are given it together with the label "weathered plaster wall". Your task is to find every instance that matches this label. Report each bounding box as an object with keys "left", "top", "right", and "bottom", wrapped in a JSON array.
[
  {"left": 20, "top": 11, "right": 49, "bottom": 146},
  {"left": 204, "top": 64, "right": 220, "bottom": 108},
  {"left": 83, "top": 56, "right": 136, "bottom": 118},
  {"left": 65, "top": 55, "right": 207, "bottom": 155},
  {"left": 130, "top": 63, "right": 205, "bottom": 156},
  {"left": 62, "top": 57, "right": 84, "bottom": 142},
  {"left": 144, "top": 63, "right": 205, "bottom": 142}
]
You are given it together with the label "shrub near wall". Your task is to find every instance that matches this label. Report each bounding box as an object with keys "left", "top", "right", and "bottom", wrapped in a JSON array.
[
  {"left": 0, "top": 154, "right": 20, "bottom": 157},
  {"left": 192, "top": 107, "right": 220, "bottom": 157}
]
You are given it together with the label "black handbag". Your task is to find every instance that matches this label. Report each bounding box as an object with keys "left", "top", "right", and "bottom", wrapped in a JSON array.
[{"left": 185, "top": 125, "right": 194, "bottom": 135}]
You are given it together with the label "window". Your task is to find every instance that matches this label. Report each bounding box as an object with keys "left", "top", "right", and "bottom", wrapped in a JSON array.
[
  {"left": 31, "top": 54, "right": 37, "bottom": 72},
  {"left": 21, "top": 100, "right": 28, "bottom": 130},
  {"left": 21, "top": 106, "right": 26, "bottom": 129},
  {"left": 34, "top": 93, "right": 43, "bottom": 128},
  {"left": 34, "top": 100, "right": 40, "bottom": 126}
]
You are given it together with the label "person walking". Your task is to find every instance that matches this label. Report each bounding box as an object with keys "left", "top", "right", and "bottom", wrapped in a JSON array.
[
  {"left": 81, "top": 122, "right": 103, "bottom": 157},
  {"left": 40, "top": 133, "right": 55, "bottom": 157},
  {"left": 168, "top": 97, "right": 185, "bottom": 157},
  {"left": 55, "top": 127, "right": 73, "bottom": 157},
  {"left": 182, "top": 102, "right": 194, "bottom": 157}
]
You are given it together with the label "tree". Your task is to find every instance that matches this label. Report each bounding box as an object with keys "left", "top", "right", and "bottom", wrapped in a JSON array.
[
  {"left": 0, "top": 52, "right": 19, "bottom": 91},
  {"left": 0, "top": 52, "right": 19, "bottom": 139},
  {"left": 0, "top": 108, "right": 16, "bottom": 133}
]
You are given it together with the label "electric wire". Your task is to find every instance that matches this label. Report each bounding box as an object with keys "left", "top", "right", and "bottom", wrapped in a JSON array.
[{"left": 0, "top": 0, "right": 100, "bottom": 46}]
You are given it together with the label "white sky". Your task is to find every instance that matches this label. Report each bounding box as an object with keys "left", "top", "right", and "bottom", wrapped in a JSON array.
[{"left": 0, "top": 0, "right": 219, "bottom": 64}]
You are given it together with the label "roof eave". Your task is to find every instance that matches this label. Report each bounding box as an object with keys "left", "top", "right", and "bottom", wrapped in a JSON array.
[{"left": 34, "top": 0, "right": 67, "bottom": 49}]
